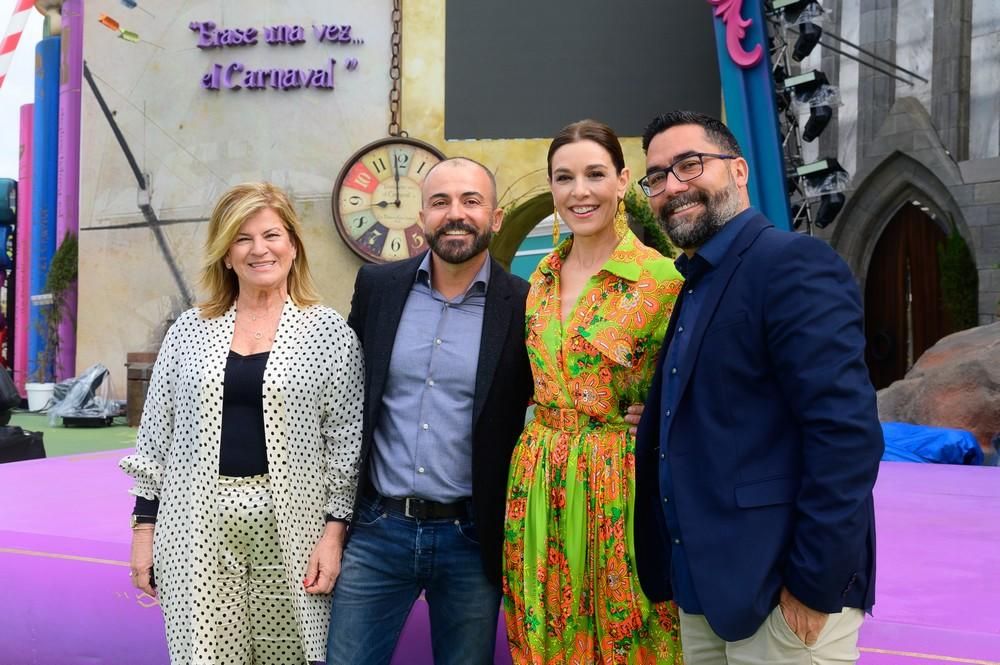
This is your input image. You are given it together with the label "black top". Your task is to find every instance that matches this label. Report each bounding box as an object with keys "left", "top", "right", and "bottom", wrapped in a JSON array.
[
  {"left": 132, "top": 350, "right": 269, "bottom": 518},
  {"left": 218, "top": 350, "right": 269, "bottom": 477}
]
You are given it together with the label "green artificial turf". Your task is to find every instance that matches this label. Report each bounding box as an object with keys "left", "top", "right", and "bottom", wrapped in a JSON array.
[{"left": 8, "top": 411, "right": 137, "bottom": 457}]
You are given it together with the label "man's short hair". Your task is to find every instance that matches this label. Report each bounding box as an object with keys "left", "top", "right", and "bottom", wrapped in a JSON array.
[
  {"left": 422, "top": 157, "right": 498, "bottom": 207},
  {"left": 641, "top": 110, "right": 743, "bottom": 158}
]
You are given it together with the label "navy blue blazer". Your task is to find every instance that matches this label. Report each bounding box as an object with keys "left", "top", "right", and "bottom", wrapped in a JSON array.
[{"left": 633, "top": 211, "right": 883, "bottom": 641}]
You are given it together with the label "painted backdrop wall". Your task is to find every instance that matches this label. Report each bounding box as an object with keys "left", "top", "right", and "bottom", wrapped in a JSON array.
[{"left": 78, "top": 0, "right": 720, "bottom": 395}]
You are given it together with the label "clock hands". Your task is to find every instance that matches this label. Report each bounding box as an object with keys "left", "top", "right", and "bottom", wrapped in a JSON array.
[
  {"left": 392, "top": 153, "right": 402, "bottom": 208},
  {"left": 372, "top": 156, "right": 404, "bottom": 208}
]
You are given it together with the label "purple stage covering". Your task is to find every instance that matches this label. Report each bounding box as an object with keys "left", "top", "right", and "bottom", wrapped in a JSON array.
[
  {"left": 1, "top": 453, "right": 997, "bottom": 664},
  {"left": 858, "top": 462, "right": 1000, "bottom": 664}
]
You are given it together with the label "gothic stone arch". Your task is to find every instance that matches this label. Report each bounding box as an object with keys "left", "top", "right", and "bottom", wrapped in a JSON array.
[{"left": 830, "top": 151, "right": 970, "bottom": 296}]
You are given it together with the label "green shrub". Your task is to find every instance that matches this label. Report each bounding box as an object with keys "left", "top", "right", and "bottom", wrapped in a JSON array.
[
  {"left": 937, "top": 223, "right": 978, "bottom": 330},
  {"left": 624, "top": 185, "right": 674, "bottom": 258}
]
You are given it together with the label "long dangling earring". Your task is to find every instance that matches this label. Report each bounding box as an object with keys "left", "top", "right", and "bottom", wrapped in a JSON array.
[
  {"left": 552, "top": 209, "right": 562, "bottom": 247},
  {"left": 614, "top": 199, "right": 629, "bottom": 238}
]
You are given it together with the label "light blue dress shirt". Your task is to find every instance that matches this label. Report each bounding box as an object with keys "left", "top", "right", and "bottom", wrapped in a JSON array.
[{"left": 370, "top": 252, "right": 490, "bottom": 502}]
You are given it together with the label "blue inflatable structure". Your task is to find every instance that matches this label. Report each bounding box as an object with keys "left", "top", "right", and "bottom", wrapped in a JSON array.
[{"left": 881, "top": 422, "right": 983, "bottom": 465}]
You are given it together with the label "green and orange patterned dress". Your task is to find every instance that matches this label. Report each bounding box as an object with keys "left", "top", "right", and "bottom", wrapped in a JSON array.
[{"left": 503, "top": 230, "right": 683, "bottom": 665}]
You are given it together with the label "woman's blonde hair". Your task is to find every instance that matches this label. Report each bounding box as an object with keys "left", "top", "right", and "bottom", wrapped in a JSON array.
[{"left": 199, "top": 182, "right": 320, "bottom": 318}]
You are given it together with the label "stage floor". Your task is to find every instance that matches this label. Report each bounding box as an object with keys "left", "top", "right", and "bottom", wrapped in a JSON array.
[
  {"left": 857, "top": 461, "right": 1000, "bottom": 665},
  {"left": 0, "top": 452, "right": 997, "bottom": 664}
]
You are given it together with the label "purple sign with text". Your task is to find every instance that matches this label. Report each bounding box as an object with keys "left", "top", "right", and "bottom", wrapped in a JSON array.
[{"left": 189, "top": 20, "right": 363, "bottom": 92}]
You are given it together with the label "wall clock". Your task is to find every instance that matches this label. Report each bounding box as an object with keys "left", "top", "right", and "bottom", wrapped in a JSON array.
[{"left": 331, "top": 136, "right": 446, "bottom": 263}]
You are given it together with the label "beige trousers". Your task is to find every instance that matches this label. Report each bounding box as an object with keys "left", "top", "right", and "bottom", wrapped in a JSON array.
[
  {"left": 211, "top": 474, "right": 305, "bottom": 665},
  {"left": 679, "top": 606, "right": 864, "bottom": 665}
]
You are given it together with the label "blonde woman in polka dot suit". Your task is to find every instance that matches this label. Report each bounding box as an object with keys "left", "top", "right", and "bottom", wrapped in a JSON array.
[{"left": 121, "top": 182, "right": 365, "bottom": 665}]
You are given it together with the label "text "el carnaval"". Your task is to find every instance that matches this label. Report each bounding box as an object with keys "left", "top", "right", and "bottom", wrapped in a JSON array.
[{"left": 190, "top": 20, "right": 361, "bottom": 92}]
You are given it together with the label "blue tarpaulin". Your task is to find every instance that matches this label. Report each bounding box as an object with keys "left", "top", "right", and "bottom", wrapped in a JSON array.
[{"left": 881, "top": 422, "right": 983, "bottom": 465}]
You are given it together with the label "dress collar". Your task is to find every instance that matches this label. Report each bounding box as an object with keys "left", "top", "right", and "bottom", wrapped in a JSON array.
[{"left": 537, "top": 230, "right": 643, "bottom": 283}]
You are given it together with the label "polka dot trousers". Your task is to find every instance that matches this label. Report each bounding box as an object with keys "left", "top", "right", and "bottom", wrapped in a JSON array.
[{"left": 211, "top": 474, "right": 305, "bottom": 664}]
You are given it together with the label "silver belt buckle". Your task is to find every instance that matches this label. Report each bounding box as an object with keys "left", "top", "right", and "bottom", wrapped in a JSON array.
[{"left": 404, "top": 497, "right": 417, "bottom": 518}]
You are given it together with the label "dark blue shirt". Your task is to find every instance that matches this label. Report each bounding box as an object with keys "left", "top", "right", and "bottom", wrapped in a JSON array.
[{"left": 658, "top": 208, "right": 756, "bottom": 613}]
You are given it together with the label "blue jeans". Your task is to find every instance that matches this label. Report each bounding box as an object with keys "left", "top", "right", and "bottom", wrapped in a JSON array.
[{"left": 326, "top": 495, "right": 501, "bottom": 665}]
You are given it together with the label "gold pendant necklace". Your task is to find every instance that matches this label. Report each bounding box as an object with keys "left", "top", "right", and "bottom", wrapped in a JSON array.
[
  {"left": 244, "top": 321, "right": 272, "bottom": 341},
  {"left": 237, "top": 301, "right": 275, "bottom": 341},
  {"left": 248, "top": 311, "right": 265, "bottom": 339}
]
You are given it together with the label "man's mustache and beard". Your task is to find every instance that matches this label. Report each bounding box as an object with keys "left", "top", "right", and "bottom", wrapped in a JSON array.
[
  {"left": 657, "top": 176, "right": 743, "bottom": 251},
  {"left": 425, "top": 220, "right": 493, "bottom": 264}
]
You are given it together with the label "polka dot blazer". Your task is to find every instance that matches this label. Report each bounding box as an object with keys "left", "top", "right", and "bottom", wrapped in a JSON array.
[{"left": 120, "top": 301, "right": 365, "bottom": 663}]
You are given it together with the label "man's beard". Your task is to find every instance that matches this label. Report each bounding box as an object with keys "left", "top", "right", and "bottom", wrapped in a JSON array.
[
  {"left": 658, "top": 183, "right": 743, "bottom": 251},
  {"left": 426, "top": 220, "right": 493, "bottom": 264}
]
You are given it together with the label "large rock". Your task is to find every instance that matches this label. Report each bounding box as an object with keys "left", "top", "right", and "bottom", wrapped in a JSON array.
[{"left": 877, "top": 322, "right": 1000, "bottom": 455}]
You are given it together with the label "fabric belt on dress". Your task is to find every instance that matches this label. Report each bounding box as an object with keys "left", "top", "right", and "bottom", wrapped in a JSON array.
[
  {"left": 367, "top": 488, "right": 471, "bottom": 520},
  {"left": 535, "top": 405, "right": 592, "bottom": 433}
]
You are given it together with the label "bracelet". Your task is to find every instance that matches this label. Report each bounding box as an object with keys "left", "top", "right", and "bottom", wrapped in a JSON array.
[
  {"left": 130, "top": 514, "right": 157, "bottom": 530},
  {"left": 324, "top": 514, "right": 350, "bottom": 524}
]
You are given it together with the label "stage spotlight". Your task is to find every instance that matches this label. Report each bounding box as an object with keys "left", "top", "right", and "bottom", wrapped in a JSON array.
[
  {"left": 813, "top": 192, "right": 845, "bottom": 228},
  {"left": 783, "top": 69, "right": 825, "bottom": 91},
  {"left": 774, "top": 0, "right": 825, "bottom": 61},
  {"left": 803, "top": 105, "right": 833, "bottom": 141},
  {"left": 796, "top": 158, "right": 849, "bottom": 228},
  {"left": 784, "top": 70, "right": 838, "bottom": 142},
  {"left": 793, "top": 22, "right": 822, "bottom": 61},
  {"left": 796, "top": 158, "right": 848, "bottom": 194}
]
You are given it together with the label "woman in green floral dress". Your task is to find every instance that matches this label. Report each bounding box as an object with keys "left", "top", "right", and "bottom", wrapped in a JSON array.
[{"left": 503, "top": 120, "right": 683, "bottom": 664}]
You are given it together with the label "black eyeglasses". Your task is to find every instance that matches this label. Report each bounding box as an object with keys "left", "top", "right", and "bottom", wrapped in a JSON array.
[{"left": 638, "top": 153, "right": 736, "bottom": 197}]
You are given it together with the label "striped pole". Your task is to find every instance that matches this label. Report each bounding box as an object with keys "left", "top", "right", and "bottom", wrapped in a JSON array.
[{"left": 0, "top": 0, "right": 35, "bottom": 90}]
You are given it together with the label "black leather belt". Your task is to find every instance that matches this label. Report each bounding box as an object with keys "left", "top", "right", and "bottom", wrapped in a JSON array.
[{"left": 376, "top": 493, "right": 471, "bottom": 520}]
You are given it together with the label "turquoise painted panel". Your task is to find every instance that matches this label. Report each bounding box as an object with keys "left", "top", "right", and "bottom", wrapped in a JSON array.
[{"left": 510, "top": 233, "right": 566, "bottom": 281}]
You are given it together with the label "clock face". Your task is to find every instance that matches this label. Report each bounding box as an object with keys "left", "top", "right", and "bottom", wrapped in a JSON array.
[{"left": 332, "top": 137, "right": 446, "bottom": 263}]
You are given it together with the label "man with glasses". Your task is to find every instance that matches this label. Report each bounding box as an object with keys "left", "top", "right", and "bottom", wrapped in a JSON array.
[
  {"left": 632, "top": 111, "right": 883, "bottom": 664},
  {"left": 327, "top": 157, "right": 533, "bottom": 664}
]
